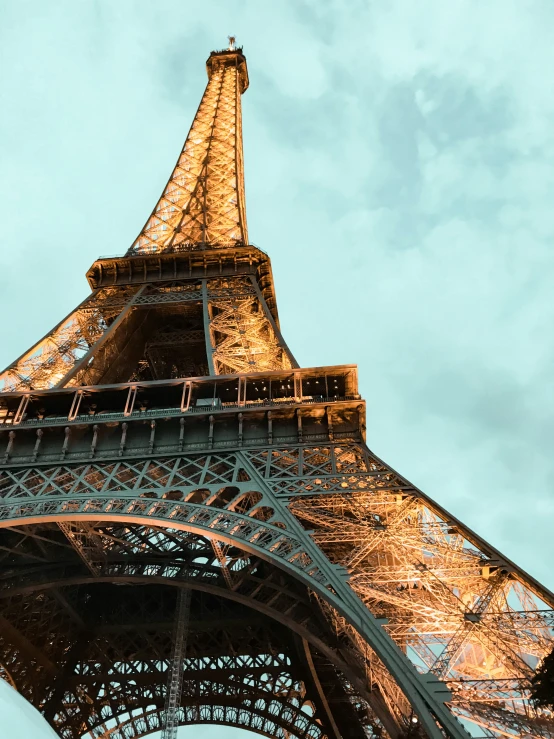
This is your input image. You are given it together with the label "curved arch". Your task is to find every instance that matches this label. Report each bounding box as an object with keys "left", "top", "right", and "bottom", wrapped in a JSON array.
[
  {"left": 0, "top": 497, "right": 464, "bottom": 739},
  {"left": 82, "top": 675, "right": 325, "bottom": 739},
  {"left": 44, "top": 589, "right": 329, "bottom": 739},
  {"left": 89, "top": 705, "right": 319, "bottom": 739},
  {"left": 0, "top": 543, "right": 388, "bottom": 733},
  {"left": 2, "top": 571, "right": 377, "bottom": 717}
]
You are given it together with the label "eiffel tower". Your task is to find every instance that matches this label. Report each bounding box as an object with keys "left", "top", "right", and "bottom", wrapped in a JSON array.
[{"left": 0, "top": 41, "right": 553, "bottom": 739}]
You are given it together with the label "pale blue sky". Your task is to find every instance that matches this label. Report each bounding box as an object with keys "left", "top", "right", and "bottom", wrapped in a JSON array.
[{"left": 1, "top": 1, "right": 554, "bottom": 736}]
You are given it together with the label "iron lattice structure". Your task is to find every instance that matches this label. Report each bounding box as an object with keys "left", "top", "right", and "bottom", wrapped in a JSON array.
[{"left": 0, "top": 44, "right": 553, "bottom": 739}]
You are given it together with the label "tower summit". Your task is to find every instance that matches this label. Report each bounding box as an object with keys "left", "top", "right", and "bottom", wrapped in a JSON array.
[
  {"left": 129, "top": 43, "right": 249, "bottom": 254},
  {"left": 0, "top": 44, "right": 553, "bottom": 739}
]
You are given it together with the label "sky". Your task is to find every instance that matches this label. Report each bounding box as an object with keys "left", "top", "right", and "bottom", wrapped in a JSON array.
[{"left": 1, "top": 0, "right": 554, "bottom": 736}]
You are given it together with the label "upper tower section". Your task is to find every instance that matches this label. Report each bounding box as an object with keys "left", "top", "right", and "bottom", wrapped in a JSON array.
[{"left": 127, "top": 42, "right": 249, "bottom": 255}]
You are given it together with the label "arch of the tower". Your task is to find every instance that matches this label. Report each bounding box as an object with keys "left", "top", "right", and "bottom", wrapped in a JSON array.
[
  {"left": 50, "top": 583, "right": 330, "bottom": 739},
  {"left": 93, "top": 707, "right": 321, "bottom": 739},
  {"left": 0, "top": 488, "right": 474, "bottom": 738},
  {"left": 75, "top": 624, "right": 329, "bottom": 739},
  {"left": 1, "top": 447, "right": 552, "bottom": 739},
  {"left": 0, "top": 518, "right": 395, "bottom": 739}
]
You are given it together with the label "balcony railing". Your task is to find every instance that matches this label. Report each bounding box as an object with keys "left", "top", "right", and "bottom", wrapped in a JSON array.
[{"left": 0, "top": 365, "right": 360, "bottom": 429}]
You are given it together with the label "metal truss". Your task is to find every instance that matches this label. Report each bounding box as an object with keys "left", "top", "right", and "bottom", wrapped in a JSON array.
[
  {"left": 57, "top": 522, "right": 106, "bottom": 575},
  {"left": 85, "top": 650, "right": 327, "bottom": 739},
  {"left": 0, "top": 40, "right": 553, "bottom": 739},
  {"left": 0, "top": 275, "right": 293, "bottom": 392},
  {"left": 0, "top": 567, "right": 357, "bottom": 739},
  {"left": 1, "top": 442, "right": 552, "bottom": 737},
  {"left": 0, "top": 44, "right": 290, "bottom": 393},
  {"left": 0, "top": 287, "right": 140, "bottom": 393},
  {"left": 127, "top": 47, "right": 248, "bottom": 254},
  {"left": 83, "top": 648, "right": 328, "bottom": 739},
  {"left": 284, "top": 445, "right": 554, "bottom": 738},
  {"left": 208, "top": 278, "right": 292, "bottom": 374}
]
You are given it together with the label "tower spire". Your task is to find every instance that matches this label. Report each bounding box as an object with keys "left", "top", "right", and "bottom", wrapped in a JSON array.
[{"left": 128, "top": 45, "right": 249, "bottom": 254}]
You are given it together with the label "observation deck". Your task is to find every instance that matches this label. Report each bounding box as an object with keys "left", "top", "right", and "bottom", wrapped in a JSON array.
[{"left": 0, "top": 365, "right": 364, "bottom": 470}]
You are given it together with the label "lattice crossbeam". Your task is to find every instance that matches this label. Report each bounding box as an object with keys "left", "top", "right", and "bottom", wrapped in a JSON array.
[
  {"left": 0, "top": 287, "right": 139, "bottom": 393},
  {"left": 128, "top": 50, "right": 248, "bottom": 254},
  {"left": 209, "top": 285, "right": 291, "bottom": 373}
]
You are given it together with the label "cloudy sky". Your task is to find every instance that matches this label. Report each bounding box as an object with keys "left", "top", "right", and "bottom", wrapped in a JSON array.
[{"left": 1, "top": 0, "right": 554, "bottom": 735}]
